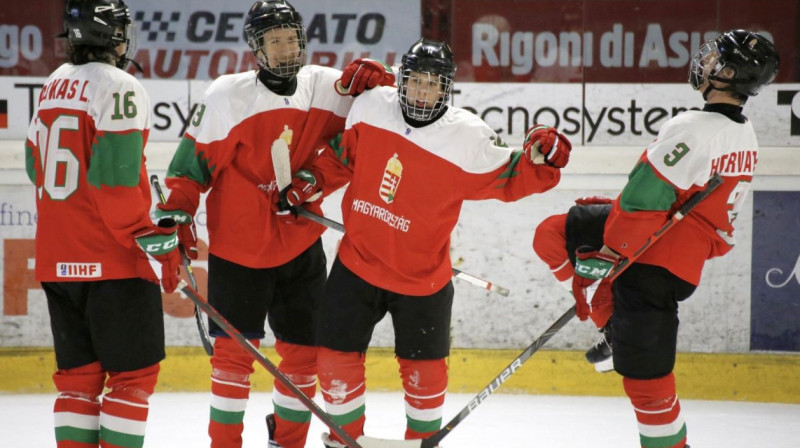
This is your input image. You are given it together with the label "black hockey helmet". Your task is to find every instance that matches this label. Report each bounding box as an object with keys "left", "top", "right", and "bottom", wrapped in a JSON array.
[
  {"left": 689, "top": 29, "right": 780, "bottom": 99},
  {"left": 62, "top": 0, "right": 136, "bottom": 69},
  {"left": 398, "top": 38, "right": 457, "bottom": 121},
  {"left": 244, "top": 0, "right": 306, "bottom": 78}
]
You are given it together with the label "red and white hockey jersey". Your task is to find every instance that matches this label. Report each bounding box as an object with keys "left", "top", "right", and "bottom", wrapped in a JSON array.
[
  {"left": 604, "top": 106, "right": 759, "bottom": 285},
  {"left": 334, "top": 87, "right": 561, "bottom": 296},
  {"left": 25, "top": 62, "right": 154, "bottom": 282},
  {"left": 165, "top": 65, "right": 352, "bottom": 268}
]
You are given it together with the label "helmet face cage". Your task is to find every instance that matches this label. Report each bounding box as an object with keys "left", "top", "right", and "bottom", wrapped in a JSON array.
[
  {"left": 247, "top": 24, "right": 306, "bottom": 78},
  {"left": 689, "top": 40, "right": 724, "bottom": 90},
  {"left": 245, "top": 1, "right": 306, "bottom": 78},
  {"left": 688, "top": 30, "right": 780, "bottom": 98},
  {"left": 398, "top": 69, "right": 453, "bottom": 121},
  {"left": 397, "top": 39, "right": 456, "bottom": 122},
  {"left": 64, "top": 0, "right": 136, "bottom": 69}
]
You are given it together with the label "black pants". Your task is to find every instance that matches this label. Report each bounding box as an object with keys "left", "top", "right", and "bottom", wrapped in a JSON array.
[
  {"left": 610, "top": 263, "right": 696, "bottom": 379},
  {"left": 43, "top": 278, "right": 165, "bottom": 371},
  {"left": 207, "top": 239, "right": 326, "bottom": 345},
  {"left": 317, "top": 257, "right": 454, "bottom": 360}
]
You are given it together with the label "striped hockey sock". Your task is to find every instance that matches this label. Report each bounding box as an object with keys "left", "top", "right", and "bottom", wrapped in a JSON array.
[
  {"left": 399, "top": 357, "right": 448, "bottom": 439},
  {"left": 318, "top": 347, "right": 366, "bottom": 444},
  {"left": 271, "top": 340, "right": 317, "bottom": 448},
  {"left": 623, "top": 373, "right": 687, "bottom": 448},
  {"left": 53, "top": 361, "right": 105, "bottom": 447},
  {"left": 208, "top": 337, "right": 258, "bottom": 448},
  {"left": 99, "top": 364, "right": 159, "bottom": 448}
]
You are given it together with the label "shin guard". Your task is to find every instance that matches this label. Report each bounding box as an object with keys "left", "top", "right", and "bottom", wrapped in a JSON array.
[
  {"left": 318, "top": 347, "right": 366, "bottom": 444},
  {"left": 398, "top": 357, "right": 448, "bottom": 439},
  {"left": 623, "top": 373, "right": 687, "bottom": 448},
  {"left": 209, "top": 337, "right": 258, "bottom": 448},
  {"left": 271, "top": 340, "right": 317, "bottom": 448},
  {"left": 53, "top": 361, "right": 105, "bottom": 448},
  {"left": 100, "top": 363, "right": 159, "bottom": 448}
]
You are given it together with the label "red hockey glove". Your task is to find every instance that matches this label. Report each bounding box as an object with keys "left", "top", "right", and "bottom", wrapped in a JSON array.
[
  {"left": 575, "top": 196, "right": 612, "bottom": 206},
  {"left": 523, "top": 124, "right": 572, "bottom": 169},
  {"left": 154, "top": 205, "right": 198, "bottom": 260},
  {"left": 272, "top": 169, "right": 323, "bottom": 223},
  {"left": 572, "top": 246, "right": 619, "bottom": 321},
  {"left": 335, "top": 58, "right": 395, "bottom": 96},
  {"left": 134, "top": 218, "right": 181, "bottom": 293}
]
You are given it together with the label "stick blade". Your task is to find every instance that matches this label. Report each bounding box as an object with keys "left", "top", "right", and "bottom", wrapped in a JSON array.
[
  {"left": 271, "top": 139, "right": 292, "bottom": 190},
  {"left": 357, "top": 435, "right": 423, "bottom": 448}
]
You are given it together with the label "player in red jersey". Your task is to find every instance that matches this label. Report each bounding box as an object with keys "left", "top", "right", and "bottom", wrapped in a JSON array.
[
  {"left": 24, "top": 1, "right": 180, "bottom": 447},
  {"left": 155, "top": 2, "right": 393, "bottom": 447},
  {"left": 571, "top": 30, "right": 779, "bottom": 448},
  {"left": 309, "top": 38, "right": 571, "bottom": 447}
]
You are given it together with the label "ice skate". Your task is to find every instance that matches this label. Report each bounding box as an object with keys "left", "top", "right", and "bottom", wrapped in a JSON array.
[
  {"left": 321, "top": 432, "right": 347, "bottom": 448},
  {"left": 585, "top": 325, "right": 613, "bottom": 372},
  {"left": 266, "top": 414, "right": 282, "bottom": 448}
]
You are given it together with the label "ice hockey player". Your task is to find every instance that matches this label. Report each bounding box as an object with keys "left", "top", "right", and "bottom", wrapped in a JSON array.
[
  {"left": 533, "top": 196, "right": 615, "bottom": 372},
  {"left": 569, "top": 29, "right": 779, "bottom": 448},
  {"left": 153, "top": 1, "right": 394, "bottom": 448},
  {"left": 24, "top": 1, "right": 181, "bottom": 447},
  {"left": 311, "top": 38, "right": 571, "bottom": 447}
]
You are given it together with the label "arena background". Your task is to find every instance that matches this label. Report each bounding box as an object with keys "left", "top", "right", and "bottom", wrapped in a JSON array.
[{"left": 1, "top": 0, "right": 798, "bottom": 402}]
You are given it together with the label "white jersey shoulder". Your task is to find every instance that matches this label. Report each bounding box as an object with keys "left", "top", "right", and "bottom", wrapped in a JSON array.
[
  {"left": 646, "top": 109, "right": 757, "bottom": 189},
  {"left": 348, "top": 87, "right": 512, "bottom": 174},
  {"left": 36, "top": 62, "right": 150, "bottom": 133},
  {"left": 192, "top": 66, "right": 350, "bottom": 144}
]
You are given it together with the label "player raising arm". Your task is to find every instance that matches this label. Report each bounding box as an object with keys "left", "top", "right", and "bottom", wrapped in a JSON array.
[
  {"left": 154, "top": 2, "right": 393, "bottom": 447},
  {"left": 312, "top": 38, "right": 571, "bottom": 447},
  {"left": 570, "top": 30, "right": 779, "bottom": 448},
  {"left": 24, "top": 1, "right": 180, "bottom": 447}
]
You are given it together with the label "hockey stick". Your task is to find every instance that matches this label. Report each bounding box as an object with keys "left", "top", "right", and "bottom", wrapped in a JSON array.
[
  {"left": 173, "top": 281, "right": 368, "bottom": 448},
  {"left": 294, "top": 206, "right": 511, "bottom": 297},
  {"left": 270, "top": 140, "right": 511, "bottom": 297},
  {"left": 359, "top": 173, "right": 726, "bottom": 448},
  {"left": 607, "top": 173, "right": 724, "bottom": 281},
  {"left": 150, "top": 175, "right": 214, "bottom": 356}
]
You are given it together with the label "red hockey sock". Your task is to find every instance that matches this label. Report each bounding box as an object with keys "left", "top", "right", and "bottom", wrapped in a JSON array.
[
  {"left": 271, "top": 340, "right": 317, "bottom": 448},
  {"left": 100, "top": 363, "right": 159, "bottom": 448},
  {"left": 208, "top": 337, "right": 258, "bottom": 448},
  {"left": 398, "top": 357, "right": 448, "bottom": 439},
  {"left": 623, "top": 373, "right": 687, "bottom": 448},
  {"left": 53, "top": 361, "right": 105, "bottom": 448},
  {"left": 318, "top": 347, "right": 366, "bottom": 444}
]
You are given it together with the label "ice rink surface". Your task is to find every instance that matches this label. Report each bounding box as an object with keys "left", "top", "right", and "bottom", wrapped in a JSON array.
[{"left": 7, "top": 391, "right": 800, "bottom": 447}]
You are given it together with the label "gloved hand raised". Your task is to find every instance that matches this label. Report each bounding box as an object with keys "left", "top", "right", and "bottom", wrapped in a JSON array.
[
  {"left": 335, "top": 58, "right": 395, "bottom": 96},
  {"left": 571, "top": 246, "right": 619, "bottom": 321},
  {"left": 135, "top": 218, "right": 181, "bottom": 293},
  {"left": 523, "top": 124, "right": 572, "bottom": 168},
  {"left": 272, "top": 169, "right": 323, "bottom": 222}
]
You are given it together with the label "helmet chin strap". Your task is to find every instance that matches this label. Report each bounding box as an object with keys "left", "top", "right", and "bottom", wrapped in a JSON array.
[{"left": 701, "top": 82, "right": 715, "bottom": 101}]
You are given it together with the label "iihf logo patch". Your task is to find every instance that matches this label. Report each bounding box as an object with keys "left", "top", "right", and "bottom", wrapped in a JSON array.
[
  {"left": 57, "top": 263, "right": 102, "bottom": 278},
  {"left": 405, "top": 128, "right": 411, "bottom": 135},
  {"left": 284, "top": 98, "right": 290, "bottom": 105}
]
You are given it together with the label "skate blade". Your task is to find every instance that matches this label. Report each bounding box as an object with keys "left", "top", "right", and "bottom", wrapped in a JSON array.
[{"left": 593, "top": 357, "right": 614, "bottom": 373}]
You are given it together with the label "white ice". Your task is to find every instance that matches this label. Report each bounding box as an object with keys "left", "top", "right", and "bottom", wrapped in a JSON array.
[{"left": 6, "top": 391, "right": 800, "bottom": 447}]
